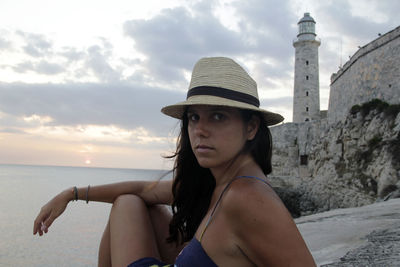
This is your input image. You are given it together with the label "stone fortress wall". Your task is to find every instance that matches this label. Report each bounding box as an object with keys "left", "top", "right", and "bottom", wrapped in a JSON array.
[
  {"left": 272, "top": 24, "right": 400, "bottom": 177},
  {"left": 328, "top": 26, "right": 400, "bottom": 124},
  {"left": 270, "top": 120, "right": 328, "bottom": 177},
  {"left": 269, "top": 23, "right": 400, "bottom": 210}
]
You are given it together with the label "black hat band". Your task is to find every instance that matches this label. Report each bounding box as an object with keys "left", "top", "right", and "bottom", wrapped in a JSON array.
[{"left": 187, "top": 86, "right": 260, "bottom": 107}]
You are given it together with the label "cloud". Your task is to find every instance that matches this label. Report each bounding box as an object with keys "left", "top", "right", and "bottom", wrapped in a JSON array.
[
  {"left": 0, "top": 81, "right": 183, "bottom": 136},
  {"left": 59, "top": 47, "right": 86, "bottom": 61},
  {"left": 316, "top": 0, "right": 399, "bottom": 44},
  {"left": 12, "top": 60, "right": 65, "bottom": 75},
  {"left": 85, "top": 43, "right": 120, "bottom": 82},
  {"left": 252, "top": 59, "right": 293, "bottom": 89},
  {"left": 121, "top": 0, "right": 301, "bottom": 97},
  {"left": 0, "top": 111, "right": 37, "bottom": 130},
  {"left": 4, "top": 33, "right": 124, "bottom": 82},
  {"left": 232, "top": 0, "right": 296, "bottom": 57},
  {"left": 12, "top": 61, "right": 35, "bottom": 73},
  {"left": 375, "top": 0, "right": 400, "bottom": 23},
  {"left": 0, "top": 36, "right": 12, "bottom": 49},
  {"left": 123, "top": 7, "right": 240, "bottom": 82},
  {"left": 123, "top": 3, "right": 278, "bottom": 83},
  {"left": 36, "top": 61, "right": 65, "bottom": 75},
  {"left": 0, "top": 128, "right": 26, "bottom": 134},
  {"left": 260, "top": 96, "right": 293, "bottom": 109},
  {"left": 16, "top": 30, "right": 53, "bottom": 58}
]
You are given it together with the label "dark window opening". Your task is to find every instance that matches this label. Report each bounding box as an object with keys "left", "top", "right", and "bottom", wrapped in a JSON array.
[
  {"left": 305, "top": 118, "right": 309, "bottom": 122},
  {"left": 306, "top": 75, "right": 309, "bottom": 80},
  {"left": 300, "top": 155, "right": 308, "bottom": 165},
  {"left": 306, "top": 107, "right": 309, "bottom": 112},
  {"left": 306, "top": 60, "right": 309, "bottom": 65},
  {"left": 389, "top": 84, "right": 392, "bottom": 88},
  {"left": 306, "top": 91, "right": 309, "bottom": 96}
]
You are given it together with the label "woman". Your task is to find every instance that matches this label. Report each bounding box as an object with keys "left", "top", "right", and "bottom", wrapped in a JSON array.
[{"left": 33, "top": 57, "right": 316, "bottom": 266}]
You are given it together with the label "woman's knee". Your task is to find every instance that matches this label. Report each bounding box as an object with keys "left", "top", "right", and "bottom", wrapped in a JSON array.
[
  {"left": 111, "top": 194, "right": 147, "bottom": 214},
  {"left": 108, "top": 195, "right": 161, "bottom": 265},
  {"left": 148, "top": 205, "right": 172, "bottom": 220}
]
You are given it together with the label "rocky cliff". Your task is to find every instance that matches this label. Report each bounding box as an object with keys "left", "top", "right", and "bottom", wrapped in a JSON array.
[
  {"left": 270, "top": 99, "right": 400, "bottom": 216},
  {"left": 296, "top": 198, "right": 400, "bottom": 266}
]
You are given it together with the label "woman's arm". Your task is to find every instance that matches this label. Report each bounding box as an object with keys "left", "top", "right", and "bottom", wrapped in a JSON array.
[
  {"left": 225, "top": 179, "right": 316, "bottom": 266},
  {"left": 75, "top": 180, "right": 173, "bottom": 204},
  {"left": 33, "top": 179, "right": 173, "bottom": 236}
]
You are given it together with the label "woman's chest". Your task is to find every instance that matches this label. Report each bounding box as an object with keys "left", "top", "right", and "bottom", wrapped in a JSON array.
[{"left": 194, "top": 208, "right": 254, "bottom": 266}]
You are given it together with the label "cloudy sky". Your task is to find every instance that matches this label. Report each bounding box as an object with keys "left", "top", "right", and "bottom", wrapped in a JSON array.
[{"left": 0, "top": 0, "right": 399, "bottom": 169}]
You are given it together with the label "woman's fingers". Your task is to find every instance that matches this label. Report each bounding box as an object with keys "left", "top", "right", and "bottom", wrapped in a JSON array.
[
  {"left": 33, "top": 214, "right": 53, "bottom": 236},
  {"left": 34, "top": 218, "right": 47, "bottom": 235},
  {"left": 43, "top": 212, "right": 56, "bottom": 230},
  {"left": 41, "top": 222, "right": 48, "bottom": 233},
  {"left": 34, "top": 220, "right": 45, "bottom": 236},
  {"left": 33, "top": 204, "right": 53, "bottom": 235},
  {"left": 33, "top": 209, "right": 48, "bottom": 235}
]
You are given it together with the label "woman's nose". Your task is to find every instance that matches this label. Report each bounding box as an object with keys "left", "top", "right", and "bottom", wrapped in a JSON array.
[{"left": 193, "top": 118, "right": 210, "bottom": 137}]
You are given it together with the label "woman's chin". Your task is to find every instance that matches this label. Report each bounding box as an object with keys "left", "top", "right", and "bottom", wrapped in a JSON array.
[
  {"left": 196, "top": 158, "right": 228, "bottom": 170},
  {"left": 196, "top": 158, "right": 216, "bottom": 169},
  {"left": 197, "top": 161, "right": 212, "bottom": 169}
]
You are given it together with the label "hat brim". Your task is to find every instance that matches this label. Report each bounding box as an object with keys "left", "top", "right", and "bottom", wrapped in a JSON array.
[{"left": 161, "top": 95, "right": 284, "bottom": 126}]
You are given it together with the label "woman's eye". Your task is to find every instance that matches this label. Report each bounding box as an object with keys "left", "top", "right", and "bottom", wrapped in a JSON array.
[
  {"left": 188, "top": 114, "right": 199, "bottom": 121},
  {"left": 213, "top": 113, "right": 224, "bottom": 121}
]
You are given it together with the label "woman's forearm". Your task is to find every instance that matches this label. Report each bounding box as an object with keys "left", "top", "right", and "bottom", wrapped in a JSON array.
[
  {"left": 74, "top": 180, "right": 173, "bottom": 205},
  {"left": 33, "top": 180, "right": 172, "bottom": 236}
]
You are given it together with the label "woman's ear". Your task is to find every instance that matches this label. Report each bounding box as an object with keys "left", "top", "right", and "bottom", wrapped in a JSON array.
[{"left": 246, "top": 115, "right": 260, "bottom": 141}]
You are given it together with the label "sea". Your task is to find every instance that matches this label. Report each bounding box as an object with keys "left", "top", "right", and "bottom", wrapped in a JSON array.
[{"left": 0, "top": 164, "right": 170, "bottom": 267}]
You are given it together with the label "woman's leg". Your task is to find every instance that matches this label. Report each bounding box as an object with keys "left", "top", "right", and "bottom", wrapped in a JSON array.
[
  {"left": 98, "top": 195, "right": 183, "bottom": 267},
  {"left": 148, "top": 205, "right": 184, "bottom": 263},
  {"left": 109, "top": 194, "right": 160, "bottom": 267},
  {"left": 98, "top": 220, "right": 112, "bottom": 267}
]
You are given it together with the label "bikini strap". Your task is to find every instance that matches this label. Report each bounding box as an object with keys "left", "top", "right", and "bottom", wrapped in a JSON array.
[{"left": 198, "top": 175, "right": 271, "bottom": 242}]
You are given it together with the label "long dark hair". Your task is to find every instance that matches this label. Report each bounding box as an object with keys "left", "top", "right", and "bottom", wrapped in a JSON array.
[{"left": 166, "top": 108, "right": 273, "bottom": 245}]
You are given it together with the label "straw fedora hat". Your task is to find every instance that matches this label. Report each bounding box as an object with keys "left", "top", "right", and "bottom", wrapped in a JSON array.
[{"left": 161, "top": 57, "right": 284, "bottom": 126}]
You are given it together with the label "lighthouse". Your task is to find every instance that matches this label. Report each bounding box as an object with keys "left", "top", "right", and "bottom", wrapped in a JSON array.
[{"left": 293, "top": 12, "right": 321, "bottom": 123}]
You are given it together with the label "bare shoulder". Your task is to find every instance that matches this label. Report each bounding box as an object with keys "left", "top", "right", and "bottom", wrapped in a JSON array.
[
  {"left": 222, "top": 177, "right": 294, "bottom": 240},
  {"left": 221, "top": 177, "right": 316, "bottom": 266},
  {"left": 222, "top": 177, "right": 287, "bottom": 217}
]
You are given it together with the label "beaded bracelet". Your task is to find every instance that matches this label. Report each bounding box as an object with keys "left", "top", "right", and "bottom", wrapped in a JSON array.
[
  {"left": 85, "top": 185, "right": 90, "bottom": 204},
  {"left": 73, "top": 186, "right": 78, "bottom": 201}
]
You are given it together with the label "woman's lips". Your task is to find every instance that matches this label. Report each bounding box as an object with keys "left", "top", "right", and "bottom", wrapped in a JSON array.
[{"left": 195, "top": 145, "right": 214, "bottom": 153}]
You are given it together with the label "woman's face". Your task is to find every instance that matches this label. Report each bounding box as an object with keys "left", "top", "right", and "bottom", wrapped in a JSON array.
[{"left": 187, "top": 105, "right": 257, "bottom": 170}]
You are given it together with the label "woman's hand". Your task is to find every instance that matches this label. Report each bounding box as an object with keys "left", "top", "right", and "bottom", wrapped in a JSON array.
[{"left": 33, "top": 188, "right": 73, "bottom": 236}]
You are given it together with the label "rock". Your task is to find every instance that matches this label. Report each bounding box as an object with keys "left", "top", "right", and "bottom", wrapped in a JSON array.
[
  {"left": 295, "top": 198, "right": 400, "bottom": 266},
  {"left": 322, "top": 226, "right": 400, "bottom": 266},
  {"left": 383, "top": 187, "right": 400, "bottom": 201},
  {"left": 270, "top": 100, "right": 400, "bottom": 213}
]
